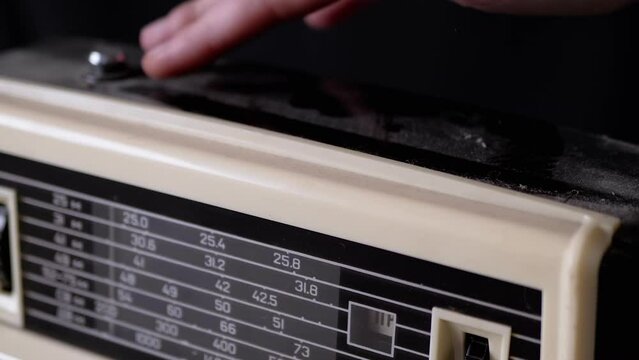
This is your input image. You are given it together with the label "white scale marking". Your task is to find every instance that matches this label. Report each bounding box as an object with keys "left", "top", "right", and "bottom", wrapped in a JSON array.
[
  {"left": 26, "top": 308, "right": 186, "bottom": 360},
  {"left": 396, "top": 323, "right": 430, "bottom": 336},
  {"left": 24, "top": 196, "right": 435, "bottom": 316},
  {"left": 0, "top": 169, "right": 543, "bottom": 322},
  {"left": 22, "top": 231, "right": 345, "bottom": 333},
  {"left": 26, "top": 291, "right": 296, "bottom": 360},
  {"left": 512, "top": 333, "right": 541, "bottom": 345},
  {"left": 22, "top": 215, "right": 541, "bottom": 345},
  {"left": 23, "top": 252, "right": 371, "bottom": 360},
  {"left": 395, "top": 346, "right": 430, "bottom": 358},
  {"left": 22, "top": 215, "right": 346, "bottom": 312},
  {"left": 26, "top": 302, "right": 238, "bottom": 360}
]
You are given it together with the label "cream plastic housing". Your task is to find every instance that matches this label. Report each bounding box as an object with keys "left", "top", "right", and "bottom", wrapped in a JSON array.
[
  {"left": 0, "top": 186, "right": 22, "bottom": 327},
  {"left": 0, "top": 324, "right": 108, "bottom": 360},
  {"left": 0, "top": 77, "right": 620, "bottom": 360}
]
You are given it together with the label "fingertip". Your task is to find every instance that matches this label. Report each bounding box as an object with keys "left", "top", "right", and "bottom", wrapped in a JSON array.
[
  {"left": 142, "top": 40, "right": 200, "bottom": 79},
  {"left": 304, "top": 13, "right": 335, "bottom": 30},
  {"left": 141, "top": 0, "right": 206, "bottom": 51},
  {"left": 141, "top": 47, "right": 171, "bottom": 79},
  {"left": 452, "top": 0, "right": 518, "bottom": 13},
  {"left": 304, "top": 0, "right": 371, "bottom": 30},
  {"left": 139, "top": 31, "right": 154, "bottom": 52},
  {"left": 140, "top": 18, "right": 168, "bottom": 51}
]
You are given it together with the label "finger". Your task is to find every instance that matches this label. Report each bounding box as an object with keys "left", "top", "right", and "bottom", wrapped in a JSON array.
[
  {"left": 304, "top": 0, "right": 371, "bottom": 29},
  {"left": 142, "top": 0, "right": 335, "bottom": 78},
  {"left": 140, "top": 0, "right": 218, "bottom": 51},
  {"left": 452, "top": 0, "right": 634, "bottom": 15}
]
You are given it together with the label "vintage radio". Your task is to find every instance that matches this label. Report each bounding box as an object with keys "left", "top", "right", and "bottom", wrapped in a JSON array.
[{"left": 0, "top": 40, "right": 637, "bottom": 360}]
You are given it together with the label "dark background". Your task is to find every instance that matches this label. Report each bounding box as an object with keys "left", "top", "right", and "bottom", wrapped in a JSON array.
[{"left": 1, "top": 0, "right": 638, "bottom": 143}]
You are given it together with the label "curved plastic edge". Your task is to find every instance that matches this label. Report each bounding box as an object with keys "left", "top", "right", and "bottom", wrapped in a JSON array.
[{"left": 557, "top": 218, "right": 618, "bottom": 360}]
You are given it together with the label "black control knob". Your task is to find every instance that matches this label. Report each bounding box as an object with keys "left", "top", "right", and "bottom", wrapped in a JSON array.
[{"left": 0, "top": 205, "right": 11, "bottom": 292}]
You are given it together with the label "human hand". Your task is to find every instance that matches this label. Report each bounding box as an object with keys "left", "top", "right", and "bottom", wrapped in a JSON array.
[
  {"left": 140, "top": 0, "right": 370, "bottom": 78},
  {"left": 140, "top": 0, "right": 634, "bottom": 78}
]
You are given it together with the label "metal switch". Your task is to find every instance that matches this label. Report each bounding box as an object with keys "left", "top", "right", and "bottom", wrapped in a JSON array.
[{"left": 85, "top": 45, "right": 132, "bottom": 83}]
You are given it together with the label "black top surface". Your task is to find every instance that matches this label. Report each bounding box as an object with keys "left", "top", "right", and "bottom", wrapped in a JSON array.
[{"left": 0, "top": 39, "right": 637, "bottom": 233}]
